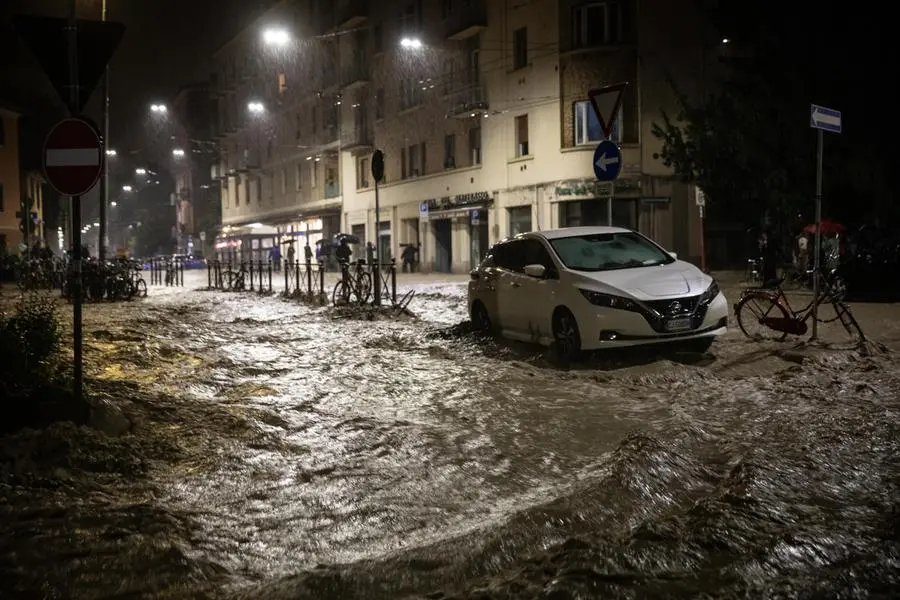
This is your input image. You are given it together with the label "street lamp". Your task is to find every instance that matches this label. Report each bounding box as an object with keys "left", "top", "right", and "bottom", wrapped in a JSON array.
[
  {"left": 135, "top": 168, "right": 147, "bottom": 175},
  {"left": 400, "top": 37, "right": 423, "bottom": 49},
  {"left": 122, "top": 185, "right": 133, "bottom": 192},
  {"left": 263, "top": 28, "right": 290, "bottom": 46},
  {"left": 172, "top": 148, "right": 185, "bottom": 157},
  {"left": 111, "top": 201, "right": 117, "bottom": 207},
  {"left": 105, "top": 149, "right": 117, "bottom": 157},
  {"left": 721, "top": 38, "right": 730, "bottom": 44},
  {"left": 248, "top": 101, "right": 265, "bottom": 114},
  {"left": 150, "top": 103, "right": 167, "bottom": 113}
]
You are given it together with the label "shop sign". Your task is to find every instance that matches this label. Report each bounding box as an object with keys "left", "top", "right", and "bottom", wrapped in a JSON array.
[
  {"left": 554, "top": 179, "right": 640, "bottom": 199},
  {"left": 427, "top": 191, "right": 492, "bottom": 211},
  {"left": 419, "top": 201, "right": 430, "bottom": 222},
  {"left": 470, "top": 210, "right": 480, "bottom": 225}
]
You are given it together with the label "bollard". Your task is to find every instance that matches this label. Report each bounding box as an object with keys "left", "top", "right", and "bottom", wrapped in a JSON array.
[
  {"left": 258, "top": 260, "right": 264, "bottom": 292},
  {"left": 179, "top": 259, "right": 184, "bottom": 287},
  {"left": 318, "top": 261, "right": 324, "bottom": 296},
  {"left": 390, "top": 259, "right": 397, "bottom": 304},
  {"left": 267, "top": 260, "right": 272, "bottom": 293},
  {"left": 283, "top": 260, "right": 289, "bottom": 294},
  {"left": 306, "top": 259, "right": 312, "bottom": 294},
  {"left": 296, "top": 260, "right": 302, "bottom": 294},
  {"left": 248, "top": 260, "right": 255, "bottom": 291},
  {"left": 207, "top": 261, "right": 212, "bottom": 288}
]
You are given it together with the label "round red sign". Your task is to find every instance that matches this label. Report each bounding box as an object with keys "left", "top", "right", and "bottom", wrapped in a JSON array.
[{"left": 42, "top": 117, "right": 104, "bottom": 196}]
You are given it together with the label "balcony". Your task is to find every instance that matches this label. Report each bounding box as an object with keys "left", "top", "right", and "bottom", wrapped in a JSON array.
[
  {"left": 319, "top": 124, "right": 339, "bottom": 147},
  {"left": 319, "top": 68, "right": 340, "bottom": 91},
  {"left": 340, "top": 125, "right": 374, "bottom": 153},
  {"left": 446, "top": 85, "right": 488, "bottom": 118},
  {"left": 443, "top": 0, "right": 487, "bottom": 40},
  {"left": 340, "top": 60, "right": 370, "bottom": 89},
  {"left": 337, "top": 0, "right": 368, "bottom": 30}
]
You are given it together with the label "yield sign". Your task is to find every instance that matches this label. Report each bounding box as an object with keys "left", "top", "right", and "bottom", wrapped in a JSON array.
[
  {"left": 43, "top": 118, "right": 104, "bottom": 196},
  {"left": 588, "top": 83, "right": 627, "bottom": 139},
  {"left": 14, "top": 15, "right": 126, "bottom": 115}
]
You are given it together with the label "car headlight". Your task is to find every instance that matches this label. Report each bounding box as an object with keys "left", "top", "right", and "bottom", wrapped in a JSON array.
[
  {"left": 699, "top": 280, "right": 720, "bottom": 305},
  {"left": 580, "top": 289, "right": 642, "bottom": 312}
]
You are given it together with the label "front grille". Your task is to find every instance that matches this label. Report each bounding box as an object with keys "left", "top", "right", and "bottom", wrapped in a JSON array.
[{"left": 643, "top": 294, "right": 701, "bottom": 316}]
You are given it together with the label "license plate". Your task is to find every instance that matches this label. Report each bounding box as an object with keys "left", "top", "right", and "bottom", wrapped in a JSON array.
[{"left": 665, "top": 316, "right": 693, "bottom": 332}]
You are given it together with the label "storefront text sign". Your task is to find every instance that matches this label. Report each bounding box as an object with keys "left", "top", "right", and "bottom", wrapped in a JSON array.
[
  {"left": 554, "top": 179, "right": 639, "bottom": 199},
  {"left": 428, "top": 191, "right": 492, "bottom": 211}
]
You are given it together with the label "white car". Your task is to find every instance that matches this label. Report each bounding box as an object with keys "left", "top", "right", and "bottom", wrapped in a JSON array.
[{"left": 467, "top": 226, "right": 728, "bottom": 355}]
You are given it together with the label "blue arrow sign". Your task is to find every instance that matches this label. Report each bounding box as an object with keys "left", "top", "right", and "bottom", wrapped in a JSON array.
[
  {"left": 592, "top": 140, "right": 622, "bottom": 182},
  {"left": 810, "top": 104, "right": 841, "bottom": 134}
]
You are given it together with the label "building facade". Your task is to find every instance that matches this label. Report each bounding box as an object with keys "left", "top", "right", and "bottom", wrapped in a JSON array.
[
  {"left": 212, "top": 0, "right": 717, "bottom": 271},
  {"left": 0, "top": 106, "right": 22, "bottom": 253}
]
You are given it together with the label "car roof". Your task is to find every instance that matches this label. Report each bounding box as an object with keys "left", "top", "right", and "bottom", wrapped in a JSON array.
[{"left": 502, "top": 226, "right": 632, "bottom": 243}]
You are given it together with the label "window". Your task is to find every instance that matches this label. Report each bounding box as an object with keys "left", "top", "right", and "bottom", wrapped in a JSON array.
[
  {"left": 375, "top": 88, "right": 384, "bottom": 119},
  {"left": 444, "top": 134, "right": 456, "bottom": 169},
  {"left": 468, "top": 126, "right": 481, "bottom": 165},
  {"left": 295, "top": 163, "right": 302, "bottom": 191},
  {"left": 508, "top": 205, "right": 532, "bottom": 236},
  {"left": 513, "top": 28, "right": 528, "bottom": 69},
  {"left": 295, "top": 113, "right": 302, "bottom": 141},
  {"left": 309, "top": 161, "right": 317, "bottom": 187},
  {"left": 442, "top": 0, "right": 453, "bottom": 19},
  {"left": 373, "top": 23, "right": 383, "bottom": 53},
  {"left": 358, "top": 157, "right": 369, "bottom": 188},
  {"left": 493, "top": 240, "right": 527, "bottom": 272},
  {"left": 549, "top": 231, "right": 674, "bottom": 272},
  {"left": 573, "top": 2, "right": 623, "bottom": 48},
  {"left": 400, "top": 78, "right": 423, "bottom": 110},
  {"left": 280, "top": 169, "right": 287, "bottom": 195},
  {"left": 442, "top": 59, "right": 455, "bottom": 95},
  {"left": 420, "top": 141, "right": 427, "bottom": 175},
  {"left": 515, "top": 114, "right": 529, "bottom": 157},
  {"left": 522, "top": 239, "right": 557, "bottom": 275},
  {"left": 401, "top": 147, "right": 407, "bottom": 179},
  {"left": 278, "top": 72, "right": 287, "bottom": 95},
  {"left": 574, "top": 100, "right": 622, "bottom": 145},
  {"left": 407, "top": 144, "right": 419, "bottom": 177}
]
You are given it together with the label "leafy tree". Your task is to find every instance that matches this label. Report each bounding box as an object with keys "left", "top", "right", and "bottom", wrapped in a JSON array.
[{"left": 652, "top": 2, "right": 892, "bottom": 236}]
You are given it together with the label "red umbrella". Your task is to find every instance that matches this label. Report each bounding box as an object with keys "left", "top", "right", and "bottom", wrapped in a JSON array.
[{"left": 802, "top": 220, "right": 845, "bottom": 235}]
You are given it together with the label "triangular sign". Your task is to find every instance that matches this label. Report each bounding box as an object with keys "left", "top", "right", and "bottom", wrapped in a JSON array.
[
  {"left": 588, "top": 83, "right": 628, "bottom": 140},
  {"left": 13, "top": 15, "right": 126, "bottom": 116}
]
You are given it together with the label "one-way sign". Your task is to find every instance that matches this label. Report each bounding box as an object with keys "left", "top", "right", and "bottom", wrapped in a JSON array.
[
  {"left": 810, "top": 104, "right": 841, "bottom": 134},
  {"left": 592, "top": 139, "right": 622, "bottom": 182}
]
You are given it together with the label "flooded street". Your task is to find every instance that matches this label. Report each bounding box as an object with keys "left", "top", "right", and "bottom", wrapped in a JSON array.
[{"left": 2, "top": 272, "right": 900, "bottom": 599}]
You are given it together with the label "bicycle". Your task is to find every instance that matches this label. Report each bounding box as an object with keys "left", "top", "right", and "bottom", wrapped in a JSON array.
[
  {"left": 733, "top": 269, "right": 864, "bottom": 343},
  {"left": 332, "top": 259, "right": 371, "bottom": 306},
  {"left": 223, "top": 267, "right": 247, "bottom": 291}
]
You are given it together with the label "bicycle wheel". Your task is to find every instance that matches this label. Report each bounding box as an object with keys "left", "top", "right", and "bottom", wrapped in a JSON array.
[
  {"left": 735, "top": 292, "right": 790, "bottom": 341},
  {"left": 332, "top": 280, "right": 351, "bottom": 306},
  {"left": 828, "top": 300, "right": 865, "bottom": 343},
  {"left": 135, "top": 278, "right": 148, "bottom": 297},
  {"left": 355, "top": 272, "right": 372, "bottom": 303}
]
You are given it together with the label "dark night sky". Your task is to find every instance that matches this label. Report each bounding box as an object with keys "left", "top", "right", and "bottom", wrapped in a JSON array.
[{"left": 0, "top": 0, "right": 275, "bottom": 150}]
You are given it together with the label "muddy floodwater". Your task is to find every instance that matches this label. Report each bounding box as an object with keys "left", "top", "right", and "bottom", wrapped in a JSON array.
[{"left": 2, "top": 272, "right": 899, "bottom": 599}]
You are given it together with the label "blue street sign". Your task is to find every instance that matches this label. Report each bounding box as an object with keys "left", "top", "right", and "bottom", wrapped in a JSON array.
[
  {"left": 810, "top": 104, "right": 841, "bottom": 134},
  {"left": 592, "top": 140, "right": 622, "bottom": 182}
]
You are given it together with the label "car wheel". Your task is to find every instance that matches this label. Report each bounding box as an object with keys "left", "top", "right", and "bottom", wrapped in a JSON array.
[
  {"left": 552, "top": 307, "right": 581, "bottom": 359},
  {"left": 681, "top": 336, "right": 715, "bottom": 353},
  {"left": 471, "top": 301, "right": 492, "bottom": 334}
]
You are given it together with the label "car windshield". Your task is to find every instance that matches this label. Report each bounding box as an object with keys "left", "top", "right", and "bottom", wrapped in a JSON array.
[{"left": 549, "top": 232, "right": 674, "bottom": 272}]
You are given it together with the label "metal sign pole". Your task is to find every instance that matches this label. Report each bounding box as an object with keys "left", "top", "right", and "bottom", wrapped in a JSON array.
[
  {"left": 67, "top": 0, "right": 83, "bottom": 402},
  {"left": 374, "top": 177, "right": 381, "bottom": 306},
  {"left": 98, "top": 0, "right": 109, "bottom": 262},
  {"left": 811, "top": 128, "right": 824, "bottom": 341}
]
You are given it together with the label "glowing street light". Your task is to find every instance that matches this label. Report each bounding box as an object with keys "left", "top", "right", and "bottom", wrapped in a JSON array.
[
  {"left": 721, "top": 38, "right": 730, "bottom": 44},
  {"left": 122, "top": 185, "right": 133, "bottom": 192},
  {"left": 400, "top": 37, "right": 423, "bottom": 49},
  {"left": 135, "top": 168, "right": 147, "bottom": 175},
  {"left": 172, "top": 148, "right": 186, "bottom": 157},
  {"left": 111, "top": 201, "right": 118, "bottom": 207},
  {"left": 105, "top": 149, "right": 117, "bottom": 157},
  {"left": 150, "top": 103, "right": 167, "bottom": 113},
  {"left": 263, "top": 28, "right": 291, "bottom": 46},
  {"left": 248, "top": 101, "right": 265, "bottom": 114}
]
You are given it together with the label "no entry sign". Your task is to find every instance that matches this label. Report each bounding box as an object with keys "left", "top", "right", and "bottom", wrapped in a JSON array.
[{"left": 43, "top": 117, "right": 103, "bottom": 196}]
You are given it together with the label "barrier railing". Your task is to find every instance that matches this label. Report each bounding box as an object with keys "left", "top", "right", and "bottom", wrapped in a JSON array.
[
  {"left": 146, "top": 257, "right": 185, "bottom": 287},
  {"left": 206, "top": 259, "right": 327, "bottom": 297}
]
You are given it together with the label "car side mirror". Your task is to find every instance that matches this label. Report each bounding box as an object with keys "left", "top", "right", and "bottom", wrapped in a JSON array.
[
  {"left": 523, "top": 263, "right": 546, "bottom": 278},
  {"left": 668, "top": 251, "right": 678, "bottom": 260}
]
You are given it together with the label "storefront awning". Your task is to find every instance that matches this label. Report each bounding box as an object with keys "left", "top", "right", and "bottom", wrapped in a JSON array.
[{"left": 429, "top": 205, "right": 485, "bottom": 220}]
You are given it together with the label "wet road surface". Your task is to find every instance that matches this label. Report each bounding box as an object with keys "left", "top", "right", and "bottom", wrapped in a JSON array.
[{"left": 1, "top": 272, "right": 899, "bottom": 599}]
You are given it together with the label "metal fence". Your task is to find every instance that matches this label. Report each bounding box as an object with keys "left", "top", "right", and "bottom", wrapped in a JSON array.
[
  {"left": 145, "top": 257, "right": 185, "bottom": 287},
  {"left": 204, "top": 258, "right": 407, "bottom": 307}
]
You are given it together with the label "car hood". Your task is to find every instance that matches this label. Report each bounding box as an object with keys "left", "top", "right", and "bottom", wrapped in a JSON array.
[{"left": 568, "top": 260, "right": 711, "bottom": 299}]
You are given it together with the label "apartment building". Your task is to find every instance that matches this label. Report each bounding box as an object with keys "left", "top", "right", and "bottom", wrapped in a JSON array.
[{"left": 212, "top": 0, "right": 716, "bottom": 270}]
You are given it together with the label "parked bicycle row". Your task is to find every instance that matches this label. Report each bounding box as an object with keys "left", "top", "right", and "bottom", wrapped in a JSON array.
[{"left": 204, "top": 258, "right": 415, "bottom": 311}]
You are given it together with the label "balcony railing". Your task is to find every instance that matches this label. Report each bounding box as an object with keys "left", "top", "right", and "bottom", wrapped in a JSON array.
[
  {"left": 446, "top": 85, "right": 488, "bottom": 118},
  {"left": 340, "top": 60, "right": 370, "bottom": 89},
  {"left": 324, "top": 182, "right": 341, "bottom": 199},
  {"left": 337, "top": 0, "right": 368, "bottom": 29},
  {"left": 443, "top": 0, "right": 487, "bottom": 40},
  {"left": 340, "top": 126, "right": 374, "bottom": 151}
]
